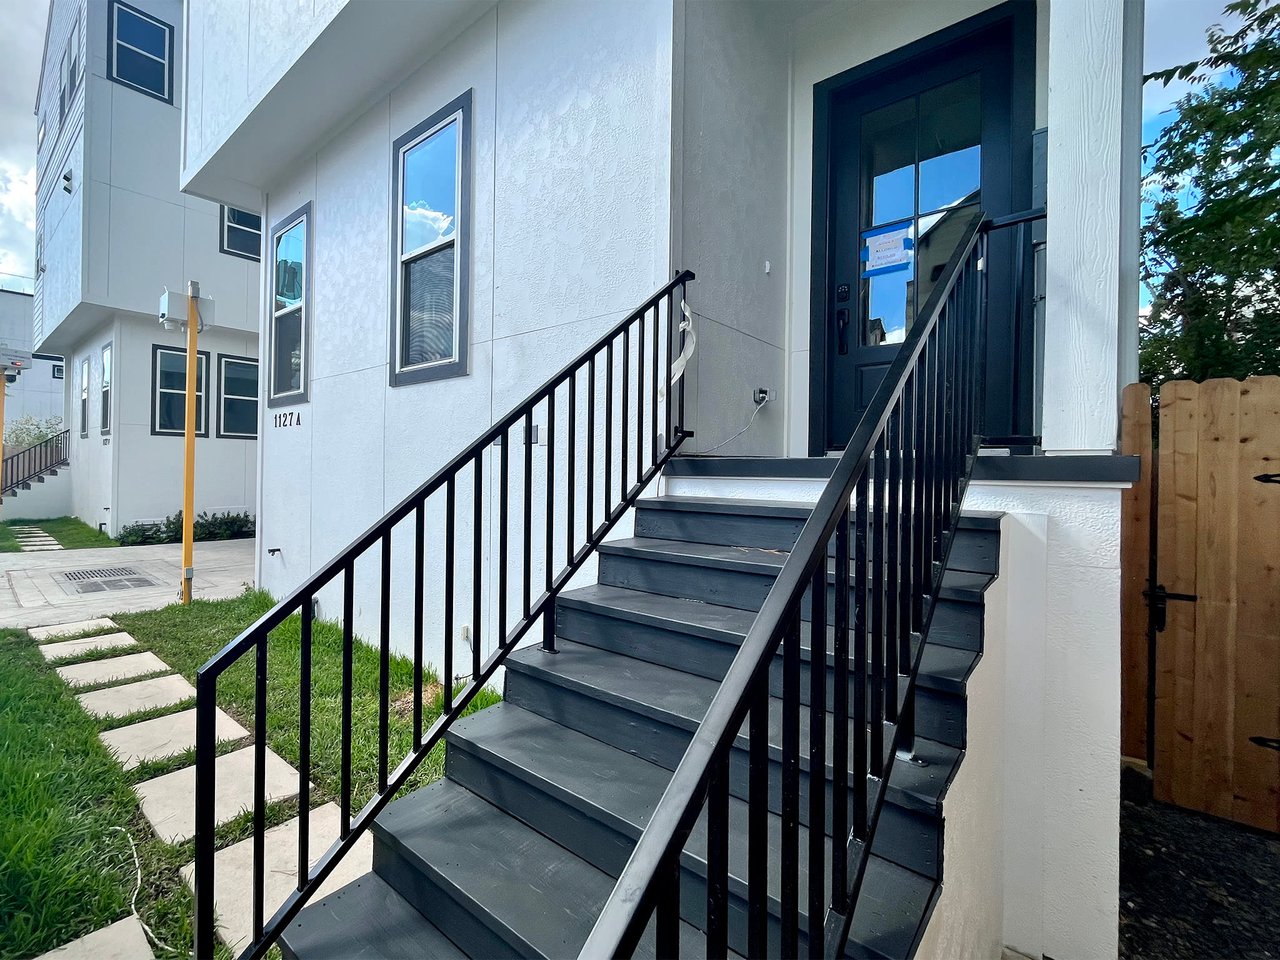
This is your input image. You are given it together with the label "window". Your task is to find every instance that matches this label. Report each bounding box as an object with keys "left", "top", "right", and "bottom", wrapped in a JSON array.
[
  {"left": 220, "top": 207, "right": 262, "bottom": 261},
  {"left": 108, "top": 1, "right": 173, "bottom": 103},
  {"left": 35, "top": 233, "right": 44, "bottom": 275},
  {"left": 151, "top": 346, "right": 210, "bottom": 436},
  {"left": 217, "top": 356, "right": 259, "bottom": 438},
  {"left": 52, "top": 364, "right": 64, "bottom": 380},
  {"left": 100, "top": 343, "right": 112, "bottom": 434},
  {"left": 391, "top": 90, "right": 471, "bottom": 386},
  {"left": 61, "top": 16, "right": 80, "bottom": 119},
  {"left": 269, "top": 203, "right": 310, "bottom": 405},
  {"left": 79, "top": 358, "right": 89, "bottom": 437},
  {"left": 37, "top": 117, "right": 45, "bottom": 149}
]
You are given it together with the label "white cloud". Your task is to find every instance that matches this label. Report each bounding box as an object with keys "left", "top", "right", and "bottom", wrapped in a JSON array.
[
  {"left": 0, "top": 160, "right": 36, "bottom": 292},
  {"left": 402, "top": 203, "right": 455, "bottom": 249}
]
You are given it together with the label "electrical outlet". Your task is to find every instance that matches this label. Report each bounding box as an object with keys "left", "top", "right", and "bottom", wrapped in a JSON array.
[{"left": 753, "top": 387, "right": 771, "bottom": 405}]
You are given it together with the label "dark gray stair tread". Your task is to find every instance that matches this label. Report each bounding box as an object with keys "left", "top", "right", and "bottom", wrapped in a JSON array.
[
  {"left": 602, "top": 537, "right": 991, "bottom": 602},
  {"left": 507, "top": 641, "right": 959, "bottom": 812},
  {"left": 448, "top": 702, "right": 934, "bottom": 950},
  {"left": 847, "top": 853, "right": 938, "bottom": 960},
  {"left": 957, "top": 510, "right": 1002, "bottom": 530},
  {"left": 639, "top": 495, "right": 813, "bottom": 518},
  {"left": 280, "top": 873, "right": 465, "bottom": 960},
  {"left": 558, "top": 583, "right": 976, "bottom": 693},
  {"left": 376, "top": 779, "right": 731, "bottom": 959}
]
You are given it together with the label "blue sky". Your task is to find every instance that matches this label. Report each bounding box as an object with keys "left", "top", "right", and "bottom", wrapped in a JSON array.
[{"left": 0, "top": 0, "right": 1240, "bottom": 296}]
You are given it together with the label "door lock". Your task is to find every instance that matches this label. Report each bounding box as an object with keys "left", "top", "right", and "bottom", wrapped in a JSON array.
[{"left": 837, "top": 308, "right": 850, "bottom": 355}]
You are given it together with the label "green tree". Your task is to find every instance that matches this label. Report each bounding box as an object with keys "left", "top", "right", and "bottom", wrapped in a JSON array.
[{"left": 1142, "top": 0, "right": 1280, "bottom": 388}]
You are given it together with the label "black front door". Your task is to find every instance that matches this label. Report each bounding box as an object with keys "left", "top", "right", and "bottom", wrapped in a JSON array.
[{"left": 819, "top": 21, "right": 1023, "bottom": 450}]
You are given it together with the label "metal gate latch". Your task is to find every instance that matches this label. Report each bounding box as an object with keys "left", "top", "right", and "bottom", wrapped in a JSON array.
[
  {"left": 1254, "top": 472, "right": 1280, "bottom": 484},
  {"left": 1144, "top": 583, "right": 1197, "bottom": 632}
]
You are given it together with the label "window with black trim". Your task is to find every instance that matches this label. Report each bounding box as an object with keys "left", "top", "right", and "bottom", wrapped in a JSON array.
[
  {"left": 108, "top": 0, "right": 173, "bottom": 103},
  {"left": 79, "top": 358, "right": 88, "bottom": 437},
  {"left": 391, "top": 90, "right": 471, "bottom": 386},
  {"left": 61, "top": 16, "right": 80, "bottom": 119},
  {"left": 269, "top": 204, "right": 309, "bottom": 405},
  {"left": 220, "top": 206, "right": 262, "bottom": 261},
  {"left": 218, "top": 355, "right": 258, "bottom": 439},
  {"left": 100, "top": 342, "right": 112, "bottom": 434},
  {"left": 52, "top": 364, "right": 64, "bottom": 380},
  {"left": 151, "top": 346, "right": 209, "bottom": 436}
]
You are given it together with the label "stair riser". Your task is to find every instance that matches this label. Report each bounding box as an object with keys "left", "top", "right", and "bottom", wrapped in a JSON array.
[
  {"left": 373, "top": 841, "right": 529, "bottom": 959},
  {"left": 636, "top": 506, "right": 998, "bottom": 580},
  {"left": 635, "top": 506, "right": 805, "bottom": 550},
  {"left": 556, "top": 600, "right": 965, "bottom": 746},
  {"left": 504, "top": 666, "right": 942, "bottom": 859}
]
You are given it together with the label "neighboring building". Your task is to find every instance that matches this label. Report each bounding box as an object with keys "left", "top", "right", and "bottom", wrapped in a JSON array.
[
  {"left": 33, "top": 0, "right": 259, "bottom": 537},
  {"left": 0, "top": 289, "right": 65, "bottom": 429},
  {"left": 182, "top": 2, "right": 1142, "bottom": 959}
]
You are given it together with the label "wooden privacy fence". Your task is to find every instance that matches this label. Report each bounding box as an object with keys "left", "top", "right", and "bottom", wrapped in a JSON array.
[{"left": 1120, "top": 377, "right": 1280, "bottom": 833}]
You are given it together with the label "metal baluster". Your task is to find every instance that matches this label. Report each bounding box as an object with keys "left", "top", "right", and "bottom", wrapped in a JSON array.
[
  {"left": 885, "top": 411, "right": 900, "bottom": 722},
  {"left": 622, "top": 325, "right": 630, "bottom": 498},
  {"left": 472, "top": 455, "right": 482, "bottom": 681},
  {"left": 605, "top": 342, "right": 614, "bottom": 510},
  {"left": 567, "top": 369, "right": 576, "bottom": 563},
  {"left": 748, "top": 687, "right": 770, "bottom": 957},
  {"left": 831, "top": 508, "right": 852, "bottom": 911},
  {"left": 807, "top": 562, "right": 827, "bottom": 952},
  {"left": 678, "top": 280, "right": 689, "bottom": 432},
  {"left": 414, "top": 503, "right": 425, "bottom": 744},
  {"left": 870, "top": 436, "right": 886, "bottom": 775},
  {"left": 445, "top": 481, "right": 457, "bottom": 691},
  {"left": 378, "top": 535, "right": 391, "bottom": 792},
  {"left": 900, "top": 382, "right": 916, "bottom": 664},
  {"left": 636, "top": 311, "right": 645, "bottom": 483},
  {"left": 298, "top": 596, "right": 313, "bottom": 888},
  {"left": 523, "top": 410, "right": 533, "bottom": 617},
  {"left": 655, "top": 850, "right": 682, "bottom": 959},
  {"left": 341, "top": 562, "right": 354, "bottom": 835},
  {"left": 781, "top": 607, "right": 801, "bottom": 957},
  {"left": 587, "top": 356, "right": 596, "bottom": 538},
  {"left": 193, "top": 673, "right": 217, "bottom": 959},
  {"left": 853, "top": 474, "right": 870, "bottom": 830},
  {"left": 253, "top": 635, "right": 267, "bottom": 938},
  {"left": 650, "top": 304, "right": 660, "bottom": 463},
  {"left": 545, "top": 390, "right": 556, "bottom": 597},
  {"left": 499, "top": 427, "right": 509, "bottom": 642},
  {"left": 707, "top": 756, "right": 730, "bottom": 959},
  {"left": 665, "top": 293, "right": 675, "bottom": 448}
]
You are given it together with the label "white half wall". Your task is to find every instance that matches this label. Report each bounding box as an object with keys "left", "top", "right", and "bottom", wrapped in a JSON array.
[{"left": 0, "top": 470, "right": 73, "bottom": 522}]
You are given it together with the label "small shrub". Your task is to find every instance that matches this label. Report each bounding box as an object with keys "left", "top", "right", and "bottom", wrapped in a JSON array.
[
  {"left": 4, "top": 415, "right": 63, "bottom": 449},
  {"left": 118, "top": 510, "right": 255, "bottom": 546}
]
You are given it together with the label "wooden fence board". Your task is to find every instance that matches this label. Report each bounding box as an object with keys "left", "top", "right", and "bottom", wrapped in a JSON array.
[{"left": 1119, "top": 382, "right": 1152, "bottom": 760}]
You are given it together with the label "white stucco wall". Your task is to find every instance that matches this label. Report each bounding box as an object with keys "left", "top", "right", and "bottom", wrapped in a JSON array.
[
  {"left": 0, "top": 470, "right": 73, "bottom": 522},
  {"left": 0, "top": 291, "right": 65, "bottom": 427},
  {"left": 63, "top": 316, "right": 258, "bottom": 537},
  {"left": 252, "top": 0, "right": 672, "bottom": 675}
]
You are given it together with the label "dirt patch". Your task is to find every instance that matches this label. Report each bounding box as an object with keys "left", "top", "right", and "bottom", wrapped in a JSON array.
[
  {"left": 390, "top": 683, "right": 443, "bottom": 719},
  {"left": 1121, "top": 797, "right": 1280, "bottom": 959}
]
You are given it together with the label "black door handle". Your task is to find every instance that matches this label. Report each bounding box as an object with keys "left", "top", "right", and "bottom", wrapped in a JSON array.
[
  {"left": 1255, "top": 473, "right": 1280, "bottom": 484},
  {"left": 837, "top": 308, "right": 850, "bottom": 355}
]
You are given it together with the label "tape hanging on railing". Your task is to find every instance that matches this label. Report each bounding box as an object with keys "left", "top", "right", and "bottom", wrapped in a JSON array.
[{"left": 658, "top": 298, "right": 696, "bottom": 402}]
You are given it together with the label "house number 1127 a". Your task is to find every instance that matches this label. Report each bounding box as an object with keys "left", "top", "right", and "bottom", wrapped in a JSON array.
[{"left": 273, "top": 411, "right": 302, "bottom": 428}]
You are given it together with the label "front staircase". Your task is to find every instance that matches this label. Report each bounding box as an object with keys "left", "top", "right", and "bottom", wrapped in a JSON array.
[{"left": 278, "top": 493, "right": 998, "bottom": 959}]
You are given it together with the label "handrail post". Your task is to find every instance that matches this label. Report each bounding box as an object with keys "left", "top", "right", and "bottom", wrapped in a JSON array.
[{"left": 193, "top": 670, "right": 217, "bottom": 959}]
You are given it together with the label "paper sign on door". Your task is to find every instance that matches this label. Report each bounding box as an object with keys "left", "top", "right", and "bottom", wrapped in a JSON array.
[{"left": 861, "top": 222, "right": 914, "bottom": 278}]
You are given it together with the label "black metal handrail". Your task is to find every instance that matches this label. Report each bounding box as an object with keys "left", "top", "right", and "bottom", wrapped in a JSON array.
[
  {"left": 193, "top": 271, "right": 695, "bottom": 960},
  {"left": 581, "top": 213, "right": 990, "bottom": 959},
  {"left": 1, "top": 429, "right": 70, "bottom": 496}
]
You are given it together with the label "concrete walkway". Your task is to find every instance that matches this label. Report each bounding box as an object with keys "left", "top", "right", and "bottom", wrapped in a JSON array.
[
  {"left": 0, "top": 539, "right": 254, "bottom": 629},
  {"left": 36, "top": 612, "right": 371, "bottom": 957}
]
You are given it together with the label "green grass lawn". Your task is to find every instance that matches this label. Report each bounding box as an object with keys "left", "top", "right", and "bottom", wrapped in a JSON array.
[
  {"left": 2, "top": 589, "right": 499, "bottom": 959},
  {"left": 0, "top": 516, "right": 117, "bottom": 551}
]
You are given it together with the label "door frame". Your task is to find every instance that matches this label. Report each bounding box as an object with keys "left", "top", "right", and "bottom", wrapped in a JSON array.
[{"left": 807, "top": 1, "right": 1036, "bottom": 455}]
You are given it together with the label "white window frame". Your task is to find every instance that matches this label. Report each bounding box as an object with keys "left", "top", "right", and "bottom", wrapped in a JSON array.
[
  {"left": 269, "top": 203, "right": 310, "bottom": 406},
  {"left": 100, "top": 342, "right": 112, "bottom": 435},
  {"left": 217, "top": 355, "right": 259, "bottom": 439},
  {"left": 390, "top": 89, "right": 471, "bottom": 386},
  {"left": 220, "top": 206, "right": 262, "bottom": 261},
  {"left": 79, "top": 358, "right": 89, "bottom": 438},
  {"left": 152, "top": 346, "right": 209, "bottom": 437},
  {"left": 108, "top": 0, "right": 173, "bottom": 104}
]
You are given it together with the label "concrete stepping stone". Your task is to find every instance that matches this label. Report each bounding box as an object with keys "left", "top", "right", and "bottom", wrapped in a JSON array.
[
  {"left": 21, "top": 544, "right": 64, "bottom": 551},
  {"left": 30, "top": 618, "right": 119, "bottom": 641},
  {"left": 135, "top": 745, "right": 305, "bottom": 843},
  {"left": 56, "top": 652, "right": 170, "bottom": 689},
  {"left": 34, "top": 914, "right": 155, "bottom": 960},
  {"left": 78, "top": 674, "right": 195, "bottom": 719},
  {"left": 100, "top": 707, "right": 249, "bottom": 770},
  {"left": 40, "top": 631, "right": 138, "bottom": 661},
  {"left": 180, "top": 802, "right": 373, "bottom": 954}
]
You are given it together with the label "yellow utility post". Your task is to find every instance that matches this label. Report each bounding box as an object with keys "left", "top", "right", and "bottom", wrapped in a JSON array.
[{"left": 182, "top": 280, "right": 200, "bottom": 604}]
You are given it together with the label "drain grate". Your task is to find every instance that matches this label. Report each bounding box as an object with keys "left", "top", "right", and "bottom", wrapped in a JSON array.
[
  {"left": 55, "top": 566, "right": 161, "bottom": 597},
  {"left": 62, "top": 567, "right": 145, "bottom": 582}
]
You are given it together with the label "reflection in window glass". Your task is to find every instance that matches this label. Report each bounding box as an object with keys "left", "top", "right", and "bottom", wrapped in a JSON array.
[
  {"left": 274, "top": 220, "right": 305, "bottom": 314},
  {"left": 918, "top": 74, "right": 981, "bottom": 214},
  {"left": 861, "top": 97, "right": 916, "bottom": 228},
  {"left": 153, "top": 348, "right": 207, "bottom": 435},
  {"left": 110, "top": 1, "right": 171, "bottom": 101},
  {"left": 271, "top": 211, "right": 307, "bottom": 402},
  {"left": 101, "top": 343, "right": 112, "bottom": 433},
  {"left": 402, "top": 120, "right": 458, "bottom": 255},
  {"left": 220, "top": 357, "right": 258, "bottom": 438}
]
